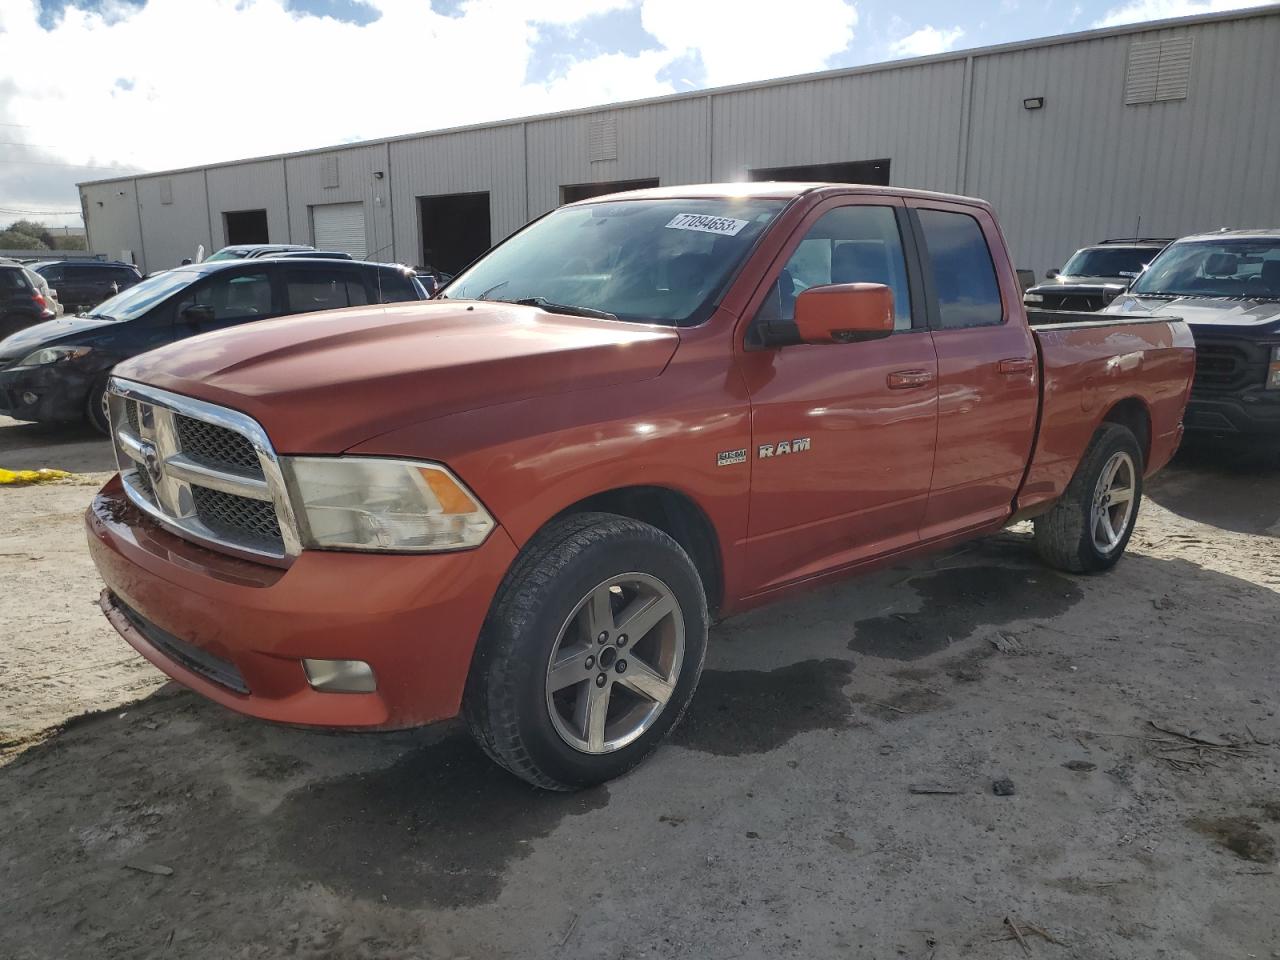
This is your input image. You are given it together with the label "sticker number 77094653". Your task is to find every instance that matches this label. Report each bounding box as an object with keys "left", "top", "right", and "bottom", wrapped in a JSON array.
[{"left": 665, "top": 213, "right": 750, "bottom": 236}]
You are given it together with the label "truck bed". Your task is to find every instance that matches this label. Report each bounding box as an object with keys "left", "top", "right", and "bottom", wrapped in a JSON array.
[{"left": 1015, "top": 312, "right": 1195, "bottom": 517}]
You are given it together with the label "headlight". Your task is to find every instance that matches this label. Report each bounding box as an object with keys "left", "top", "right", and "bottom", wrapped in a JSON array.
[
  {"left": 284, "top": 457, "right": 494, "bottom": 552},
  {"left": 1023, "top": 293, "right": 1044, "bottom": 304},
  {"left": 1268, "top": 345, "right": 1280, "bottom": 390},
  {"left": 19, "top": 345, "right": 91, "bottom": 366}
]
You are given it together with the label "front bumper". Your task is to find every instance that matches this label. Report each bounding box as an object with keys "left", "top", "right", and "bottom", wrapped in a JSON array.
[
  {"left": 1183, "top": 393, "right": 1280, "bottom": 439},
  {"left": 0, "top": 362, "right": 91, "bottom": 422},
  {"left": 87, "top": 475, "right": 518, "bottom": 729}
]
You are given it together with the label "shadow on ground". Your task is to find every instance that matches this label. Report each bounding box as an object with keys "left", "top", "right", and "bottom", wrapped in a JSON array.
[
  {"left": 1146, "top": 442, "right": 1280, "bottom": 537},
  {"left": 0, "top": 416, "right": 115, "bottom": 473}
]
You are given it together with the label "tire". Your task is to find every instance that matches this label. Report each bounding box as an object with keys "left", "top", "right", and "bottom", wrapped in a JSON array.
[
  {"left": 1034, "top": 422, "right": 1144, "bottom": 573},
  {"left": 86, "top": 376, "right": 112, "bottom": 436},
  {"left": 464, "top": 512, "right": 709, "bottom": 790}
]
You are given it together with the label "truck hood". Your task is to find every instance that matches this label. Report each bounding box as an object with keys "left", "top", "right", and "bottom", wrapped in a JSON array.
[
  {"left": 0, "top": 313, "right": 117, "bottom": 362},
  {"left": 1105, "top": 294, "right": 1280, "bottom": 331},
  {"left": 1029, "top": 275, "right": 1129, "bottom": 294},
  {"left": 114, "top": 300, "right": 681, "bottom": 452}
]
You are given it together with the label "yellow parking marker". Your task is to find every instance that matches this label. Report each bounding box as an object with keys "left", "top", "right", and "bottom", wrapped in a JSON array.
[{"left": 0, "top": 468, "right": 74, "bottom": 486}]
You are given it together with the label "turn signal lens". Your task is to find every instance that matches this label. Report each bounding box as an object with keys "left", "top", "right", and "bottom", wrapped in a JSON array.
[
  {"left": 1269, "top": 346, "right": 1280, "bottom": 391},
  {"left": 285, "top": 457, "right": 495, "bottom": 552}
]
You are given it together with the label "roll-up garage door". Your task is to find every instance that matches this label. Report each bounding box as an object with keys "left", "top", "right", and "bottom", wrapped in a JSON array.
[{"left": 310, "top": 202, "right": 367, "bottom": 258}]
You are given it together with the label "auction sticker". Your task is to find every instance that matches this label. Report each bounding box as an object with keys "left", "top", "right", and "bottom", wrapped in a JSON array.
[{"left": 665, "top": 213, "right": 750, "bottom": 236}]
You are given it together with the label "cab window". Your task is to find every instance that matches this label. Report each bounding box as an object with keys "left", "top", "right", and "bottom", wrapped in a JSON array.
[
  {"left": 916, "top": 209, "right": 1003, "bottom": 329},
  {"left": 754, "top": 205, "right": 914, "bottom": 332}
]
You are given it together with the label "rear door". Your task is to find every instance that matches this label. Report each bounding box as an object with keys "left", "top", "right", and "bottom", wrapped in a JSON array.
[
  {"left": 736, "top": 195, "right": 939, "bottom": 595},
  {"left": 907, "top": 199, "right": 1039, "bottom": 539}
]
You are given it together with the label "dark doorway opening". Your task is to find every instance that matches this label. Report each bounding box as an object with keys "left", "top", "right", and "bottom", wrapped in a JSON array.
[
  {"left": 224, "top": 209, "right": 269, "bottom": 245},
  {"left": 560, "top": 178, "right": 660, "bottom": 205},
  {"left": 419, "top": 192, "right": 491, "bottom": 275},
  {"left": 748, "top": 159, "right": 891, "bottom": 186}
]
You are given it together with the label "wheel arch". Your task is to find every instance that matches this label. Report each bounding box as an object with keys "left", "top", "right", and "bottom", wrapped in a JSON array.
[
  {"left": 550, "top": 485, "right": 725, "bottom": 617},
  {"left": 1100, "top": 396, "right": 1152, "bottom": 469}
]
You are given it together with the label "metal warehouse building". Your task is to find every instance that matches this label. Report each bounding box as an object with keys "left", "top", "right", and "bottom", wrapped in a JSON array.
[{"left": 80, "top": 6, "right": 1280, "bottom": 279}]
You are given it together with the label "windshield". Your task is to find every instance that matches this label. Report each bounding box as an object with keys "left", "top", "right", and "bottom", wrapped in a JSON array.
[
  {"left": 83, "top": 270, "right": 198, "bottom": 321},
  {"left": 442, "top": 197, "right": 786, "bottom": 326},
  {"left": 1130, "top": 239, "right": 1280, "bottom": 300},
  {"left": 205, "top": 248, "right": 248, "bottom": 262},
  {"left": 1061, "top": 246, "right": 1160, "bottom": 279}
]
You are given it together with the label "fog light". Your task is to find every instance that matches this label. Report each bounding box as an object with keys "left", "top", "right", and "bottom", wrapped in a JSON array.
[
  {"left": 21, "top": 391, "right": 38, "bottom": 406},
  {"left": 302, "top": 658, "right": 376, "bottom": 693}
]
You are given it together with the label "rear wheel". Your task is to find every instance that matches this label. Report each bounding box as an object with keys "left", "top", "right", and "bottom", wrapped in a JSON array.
[
  {"left": 464, "top": 512, "right": 708, "bottom": 790},
  {"left": 1034, "top": 422, "right": 1143, "bottom": 573}
]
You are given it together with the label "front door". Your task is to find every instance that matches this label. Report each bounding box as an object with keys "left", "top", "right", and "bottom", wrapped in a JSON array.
[
  {"left": 736, "top": 197, "right": 939, "bottom": 596},
  {"left": 907, "top": 200, "right": 1039, "bottom": 538}
]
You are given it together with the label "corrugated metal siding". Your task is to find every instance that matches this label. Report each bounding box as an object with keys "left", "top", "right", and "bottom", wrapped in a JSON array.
[
  {"left": 388, "top": 124, "right": 526, "bottom": 266},
  {"left": 78, "top": 9, "right": 1280, "bottom": 286},
  {"left": 710, "top": 60, "right": 966, "bottom": 190},
  {"left": 135, "top": 171, "right": 210, "bottom": 272},
  {"left": 81, "top": 180, "right": 144, "bottom": 268},
  {"left": 284, "top": 143, "right": 392, "bottom": 261},
  {"left": 526, "top": 99, "right": 709, "bottom": 217},
  {"left": 966, "top": 15, "right": 1280, "bottom": 275},
  {"left": 204, "top": 159, "right": 289, "bottom": 251}
]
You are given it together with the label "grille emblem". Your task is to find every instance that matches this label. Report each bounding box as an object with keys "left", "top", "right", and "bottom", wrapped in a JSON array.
[{"left": 139, "top": 439, "right": 164, "bottom": 488}]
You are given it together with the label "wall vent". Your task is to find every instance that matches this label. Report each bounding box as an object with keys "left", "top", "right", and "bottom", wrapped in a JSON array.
[
  {"left": 1125, "top": 36, "right": 1193, "bottom": 105},
  {"left": 587, "top": 117, "right": 618, "bottom": 162},
  {"left": 320, "top": 156, "right": 340, "bottom": 188},
  {"left": 159, "top": 179, "right": 173, "bottom": 205}
]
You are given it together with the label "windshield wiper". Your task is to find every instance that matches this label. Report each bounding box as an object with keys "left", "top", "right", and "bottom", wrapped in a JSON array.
[
  {"left": 510, "top": 297, "right": 618, "bottom": 321},
  {"left": 474, "top": 280, "right": 509, "bottom": 301},
  {"left": 81, "top": 312, "right": 116, "bottom": 321}
]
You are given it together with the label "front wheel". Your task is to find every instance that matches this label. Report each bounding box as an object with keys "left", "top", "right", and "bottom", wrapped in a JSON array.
[
  {"left": 464, "top": 513, "right": 708, "bottom": 790},
  {"left": 86, "top": 376, "right": 112, "bottom": 436},
  {"left": 1034, "top": 422, "right": 1143, "bottom": 573}
]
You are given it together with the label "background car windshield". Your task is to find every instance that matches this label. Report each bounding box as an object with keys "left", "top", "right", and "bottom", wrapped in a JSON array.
[
  {"left": 205, "top": 249, "right": 247, "bottom": 262},
  {"left": 1062, "top": 247, "right": 1157, "bottom": 278},
  {"left": 85, "top": 270, "right": 195, "bottom": 320},
  {"left": 444, "top": 198, "right": 786, "bottom": 325},
  {"left": 1130, "top": 239, "right": 1280, "bottom": 299}
]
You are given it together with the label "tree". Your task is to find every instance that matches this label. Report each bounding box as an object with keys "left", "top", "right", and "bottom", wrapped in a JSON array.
[
  {"left": 7, "top": 219, "right": 55, "bottom": 248},
  {"left": 0, "top": 227, "right": 47, "bottom": 250}
]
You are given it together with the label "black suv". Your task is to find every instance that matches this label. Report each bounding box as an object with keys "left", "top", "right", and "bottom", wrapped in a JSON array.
[
  {"left": 29, "top": 260, "right": 142, "bottom": 314},
  {"left": 1024, "top": 238, "right": 1172, "bottom": 312},
  {"left": 0, "top": 258, "right": 426, "bottom": 432},
  {"left": 1, "top": 263, "right": 58, "bottom": 339}
]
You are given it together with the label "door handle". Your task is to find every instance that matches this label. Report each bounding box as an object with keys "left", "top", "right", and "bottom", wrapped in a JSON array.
[
  {"left": 997, "top": 357, "right": 1034, "bottom": 375},
  {"left": 887, "top": 369, "right": 935, "bottom": 390}
]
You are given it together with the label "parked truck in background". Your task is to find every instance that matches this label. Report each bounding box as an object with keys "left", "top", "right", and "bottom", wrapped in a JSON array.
[
  {"left": 1104, "top": 229, "right": 1280, "bottom": 445},
  {"left": 86, "top": 183, "right": 1195, "bottom": 790}
]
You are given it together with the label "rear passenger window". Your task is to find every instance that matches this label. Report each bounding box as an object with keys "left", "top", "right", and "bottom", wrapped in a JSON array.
[
  {"left": 755, "top": 205, "right": 914, "bottom": 331},
  {"left": 373, "top": 269, "right": 419, "bottom": 303},
  {"left": 284, "top": 271, "right": 367, "bottom": 313},
  {"left": 1, "top": 269, "right": 29, "bottom": 290},
  {"left": 916, "top": 209, "right": 1003, "bottom": 328}
]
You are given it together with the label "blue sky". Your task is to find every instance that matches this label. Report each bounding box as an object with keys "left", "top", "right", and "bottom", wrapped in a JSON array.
[{"left": 2, "top": 0, "right": 1272, "bottom": 224}]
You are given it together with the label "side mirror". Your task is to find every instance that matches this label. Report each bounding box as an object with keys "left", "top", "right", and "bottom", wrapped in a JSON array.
[
  {"left": 1046, "top": 268, "right": 1060, "bottom": 280},
  {"left": 794, "top": 283, "right": 894, "bottom": 345},
  {"left": 181, "top": 303, "right": 215, "bottom": 327}
]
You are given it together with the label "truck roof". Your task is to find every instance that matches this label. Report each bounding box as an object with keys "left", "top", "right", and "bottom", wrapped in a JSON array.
[
  {"left": 568, "top": 181, "right": 991, "bottom": 210},
  {"left": 1174, "top": 228, "right": 1280, "bottom": 243}
]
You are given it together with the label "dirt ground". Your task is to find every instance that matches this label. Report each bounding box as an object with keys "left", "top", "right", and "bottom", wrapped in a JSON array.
[{"left": 2, "top": 416, "right": 1278, "bottom": 959}]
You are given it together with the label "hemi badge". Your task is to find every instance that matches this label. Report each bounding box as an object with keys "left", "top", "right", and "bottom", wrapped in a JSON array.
[{"left": 717, "top": 448, "right": 747, "bottom": 467}]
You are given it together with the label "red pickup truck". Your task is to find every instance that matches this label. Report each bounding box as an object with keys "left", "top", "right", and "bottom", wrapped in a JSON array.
[{"left": 86, "top": 183, "right": 1194, "bottom": 790}]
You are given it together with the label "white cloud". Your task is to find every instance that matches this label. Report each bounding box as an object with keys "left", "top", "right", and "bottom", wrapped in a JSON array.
[
  {"left": 888, "top": 24, "right": 965, "bottom": 58},
  {"left": 0, "top": 0, "right": 862, "bottom": 225},
  {"left": 1093, "top": 0, "right": 1273, "bottom": 27},
  {"left": 640, "top": 0, "right": 859, "bottom": 87}
]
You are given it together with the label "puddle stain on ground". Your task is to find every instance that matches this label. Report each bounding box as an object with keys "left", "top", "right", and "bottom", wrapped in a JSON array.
[
  {"left": 673, "top": 659, "right": 855, "bottom": 756},
  {"left": 1188, "top": 816, "right": 1277, "bottom": 864},
  {"left": 852, "top": 687, "right": 952, "bottom": 722},
  {"left": 273, "top": 735, "right": 608, "bottom": 908},
  {"left": 850, "top": 565, "right": 1083, "bottom": 660}
]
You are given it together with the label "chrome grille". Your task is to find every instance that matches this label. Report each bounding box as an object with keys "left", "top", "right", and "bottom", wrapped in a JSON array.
[
  {"left": 192, "top": 486, "right": 282, "bottom": 549},
  {"left": 106, "top": 378, "right": 300, "bottom": 561},
  {"left": 175, "top": 415, "right": 262, "bottom": 475}
]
